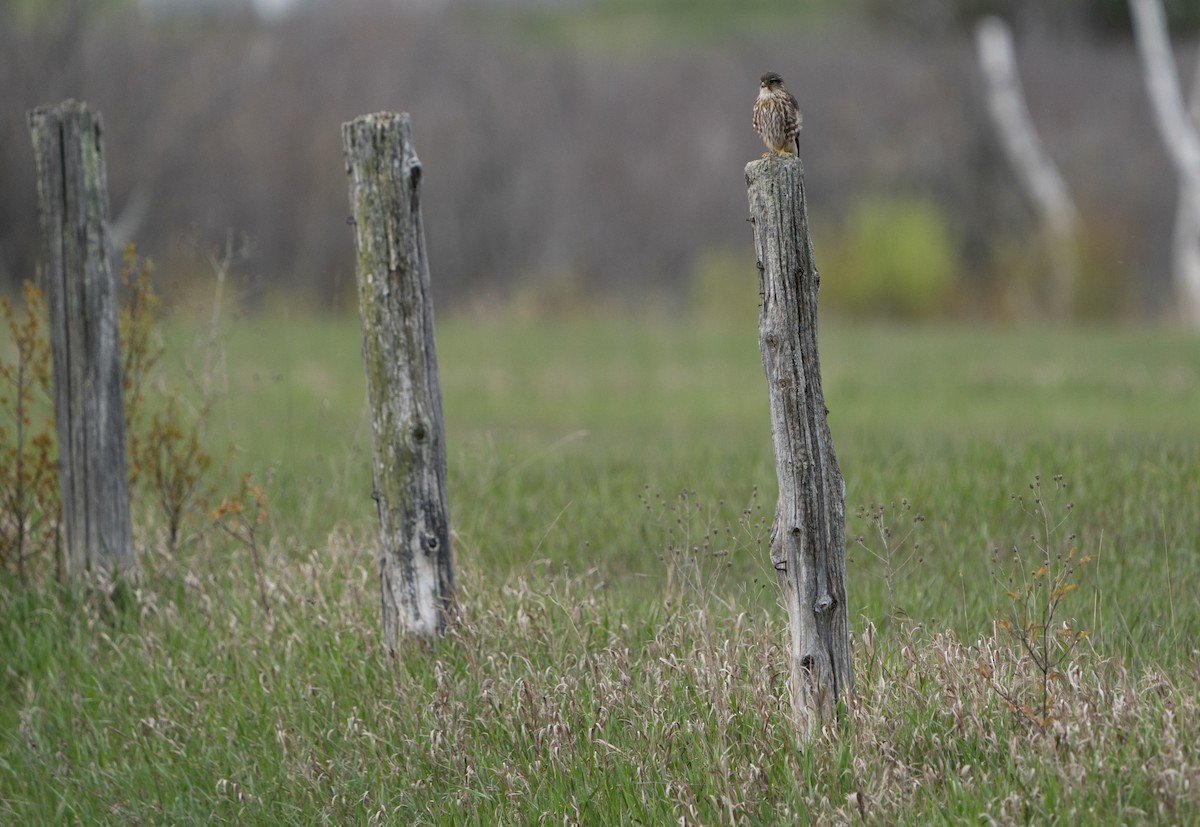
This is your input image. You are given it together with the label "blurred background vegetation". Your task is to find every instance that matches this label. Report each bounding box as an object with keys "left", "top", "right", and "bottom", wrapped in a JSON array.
[{"left": 2, "top": 0, "right": 1199, "bottom": 322}]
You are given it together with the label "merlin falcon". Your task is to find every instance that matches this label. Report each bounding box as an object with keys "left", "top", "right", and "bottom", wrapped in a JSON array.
[{"left": 753, "top": 72, "right": 802, "bottom": 157}]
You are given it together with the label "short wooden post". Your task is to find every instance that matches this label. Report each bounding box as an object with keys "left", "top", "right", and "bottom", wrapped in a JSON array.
[
  {"left": 342, "top": 112, "right": 455, "bottom": 651},
  {"left": 746, "top": 156, "right": 852, "bottom": 735},
  {"left": 27, "top": 100, "right": 133, "bottom": 577}
]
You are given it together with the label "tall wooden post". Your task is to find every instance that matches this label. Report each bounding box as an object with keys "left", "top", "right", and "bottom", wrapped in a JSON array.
[
  {"left": 27, "top": 100, "right": 133, "bottom": 577},
  {"left": 342, "top": 112, "right": 455, "bottom": 652},
  {"left": 746, "top": 156, "right": 852, "bottom": 736}
]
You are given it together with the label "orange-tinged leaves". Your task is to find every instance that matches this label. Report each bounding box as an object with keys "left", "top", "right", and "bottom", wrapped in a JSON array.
[{"left": 0, "top": 284, "right": 58, "bottom": 576}]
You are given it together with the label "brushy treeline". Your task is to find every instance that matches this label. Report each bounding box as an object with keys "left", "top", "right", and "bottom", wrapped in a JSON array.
[{"left": 0, "top": 3, "right": 1189, "bottom": 317}]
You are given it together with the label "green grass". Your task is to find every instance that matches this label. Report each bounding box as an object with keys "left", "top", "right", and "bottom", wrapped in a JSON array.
[{"left": 3, "top": 314, "right": 1199, "bottom": 824}]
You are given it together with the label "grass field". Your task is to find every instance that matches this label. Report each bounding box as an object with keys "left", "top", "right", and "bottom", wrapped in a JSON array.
[{"left": 2, "top": 312, "right": 1199, "bottom": 824}]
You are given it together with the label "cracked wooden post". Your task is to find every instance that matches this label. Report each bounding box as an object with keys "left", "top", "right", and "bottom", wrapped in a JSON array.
[
  {"left": 27, "top": 100, "right": 133, "bottom": 578},
  {"left": 342, "top": 112, "right": 455, "bottom": 653},
  {"left": 746, "top": 155, "right": 852, "bottom": 736}
]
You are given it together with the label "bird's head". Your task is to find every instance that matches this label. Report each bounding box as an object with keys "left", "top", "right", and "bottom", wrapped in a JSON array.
[{"left": 760, "top": 72, "right": 786, "bottom": 91}]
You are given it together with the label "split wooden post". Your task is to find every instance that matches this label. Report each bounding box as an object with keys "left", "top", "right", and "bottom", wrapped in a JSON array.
[
  {"left": 342, "top": 112, "right": 455, "bottom": 652},
  {"left": 27, "top": 100, "right": 133, "bottom": 577},
  {"left": 746, "top": 156, "right": 852, "bottom": 736}
]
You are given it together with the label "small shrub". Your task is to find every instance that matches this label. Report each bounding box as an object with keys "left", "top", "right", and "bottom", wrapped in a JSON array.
[
  {"left": 851, "top": 497, "right": 925, "bottom": 619},
  {"left": 0, "top": 282, "right": 59, "bottom": 579},
  {"left": 119, "top": 245, "right": 216, "bottom": 554},
  {"left": 119, "top": 244, "right": 163, "bottom": 430},
  {"left": 981, "top": 474, "right": 1092, "bottom": 730},
  {"left": 1, "top": 245, "right": 234, "bottom": 581},
  {"left": 819, "top": 193, "right": 958, "bottom": 320},
  {"left": 211, "top": 473, "right": 272, "bottom": 613},
  {"left": 139, "top": 400, "right": 215, "bottom": 554}
]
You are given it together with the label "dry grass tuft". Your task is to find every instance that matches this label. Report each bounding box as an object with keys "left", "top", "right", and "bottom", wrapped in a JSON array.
[{"left": 3, "top": 507, "right": 1200, "bottom": 824}]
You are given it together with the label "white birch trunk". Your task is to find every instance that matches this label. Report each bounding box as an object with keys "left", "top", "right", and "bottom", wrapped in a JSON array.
[
  {"left": 1132, "top": 0, "right": 1200, "bottom": 326},
  {"left": 976, "top": 16, "right": 1080, "bottom": 319}
]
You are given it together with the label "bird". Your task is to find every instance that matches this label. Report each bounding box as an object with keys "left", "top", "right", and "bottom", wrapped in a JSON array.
[{"left": 752, "top": 72, "right": 802, "bottom": 158}]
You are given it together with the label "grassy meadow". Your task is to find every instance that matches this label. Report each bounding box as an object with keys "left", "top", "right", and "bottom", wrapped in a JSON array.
[{"left": 2, "top": 310, "right": 1200, "bottom": 824}]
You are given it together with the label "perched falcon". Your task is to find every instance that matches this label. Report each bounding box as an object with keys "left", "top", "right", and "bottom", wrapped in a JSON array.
[{"left": 752, "top": 72, "right": 802, "bottom": 157}]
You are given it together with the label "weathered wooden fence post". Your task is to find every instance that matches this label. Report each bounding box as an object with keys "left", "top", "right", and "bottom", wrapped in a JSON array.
[
  {"left": 746, "top": 156, "right": 852, "bottom": 736},
  {"left": 342, "top": 112, "right": 455, "bottom": 652},
  {"left": 27, "top": 100, "right": 133, "bottom": 577}
]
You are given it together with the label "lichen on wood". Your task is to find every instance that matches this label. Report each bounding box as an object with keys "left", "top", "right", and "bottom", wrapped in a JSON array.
[{"left": 342, "top": 112, "right": 455, "bottom": 651}]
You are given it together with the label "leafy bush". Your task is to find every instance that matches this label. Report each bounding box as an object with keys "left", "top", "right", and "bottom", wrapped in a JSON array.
[
  {"left": 0, "top": 283, "right": 58, "bottom": 580},
  {"left": 819, "top": 194, "right": 959, "bottom": 320},
  {"left": 0, "top": 246, "right": 231, "bottom": 580},
  {"left": 119, "top": 246, "right": 217, "bottom": 554}
]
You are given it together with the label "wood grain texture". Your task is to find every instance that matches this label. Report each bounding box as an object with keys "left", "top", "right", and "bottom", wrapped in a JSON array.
[
  {"left": 28, "top": 100, "right": 133, "bottom": 577},
  {"left": 746, "top": 155, "right": 852, "bottom": 736},
  {"left": 343, "top": 112, "right": 455, "bottom": 651}
]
